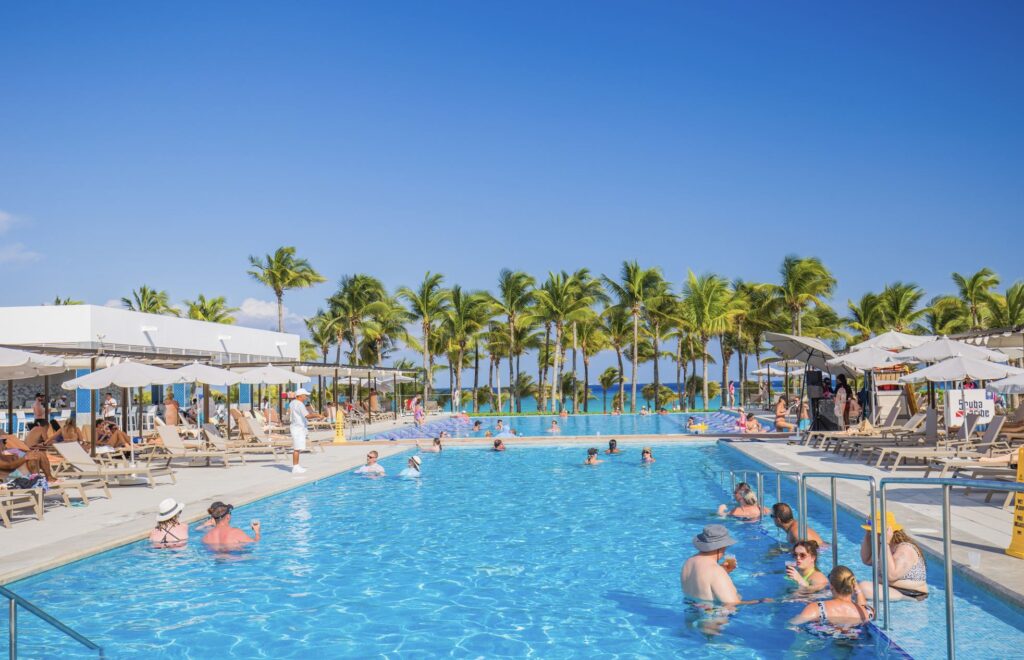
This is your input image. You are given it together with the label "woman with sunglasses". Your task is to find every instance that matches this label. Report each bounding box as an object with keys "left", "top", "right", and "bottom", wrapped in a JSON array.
[
  {"left": 785, "top": 540, "right": 828, "bottom": 594},
  {"left": 640, "top": 447, "right": 655, "bottom": 463}
]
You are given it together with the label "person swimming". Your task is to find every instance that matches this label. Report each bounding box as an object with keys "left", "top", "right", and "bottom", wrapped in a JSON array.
[
  {"left": 687, "top": 416, "right": 697, "bottom": 432},
  {"left": 604, "top": 438, "right": 620, "bottom": 454},
  {"left": 472, "top": 421, "right": 482, "bottom": 432},
  {"left": 640, "top": 447, "right": 655, "bottom": 463},
  {"left": 416, "top": 437, "right": 443, "bottom": 453},
  {"left": 548, "top": 420, "right": 560, "bottom": 433},
  {"left": 493, "top": 438, "right": 506, "bottom": 452},
  {"left": 584, "top": 447, "right": 602, "bottom": 465},
  {"left": 717, "top": 482, "right": 768, "bottom": 519},
  {"left": 399, "top": 455, "right": 422, "bottom": 477}
]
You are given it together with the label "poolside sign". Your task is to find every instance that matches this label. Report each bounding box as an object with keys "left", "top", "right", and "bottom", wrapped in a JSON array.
[
  {"left": 943, "top": 389, "right": 994, "bottom": 428},
  {"left": 334, "top": 409, "right": 346, "bottom": 443},
  {"left": 1007, "top": 447, "right": 1024, "bottom": 560}
]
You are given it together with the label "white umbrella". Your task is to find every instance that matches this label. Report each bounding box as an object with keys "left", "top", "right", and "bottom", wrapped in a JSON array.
[
  {"left": 764, "top": 332, "right": 836, "bottom": 363},
  {"left": 61, "top": 361, "right": 184, "bottom": 389},
  {"left": 0, "top": 346, "right": 66, "bottom": 380},
  {"left": 234, "top": 364, "right": 311, "bottom": 385},
  {"left": 827, "top": 347, "right": 899, "bottom": 372},
  {"left": 850, "top": 330, "right": 933, "bottom": 352},
  {"left": 893, "top": 336, "right": 1008, "bottom": 364},
  {"left": 752, "top": 365, "right": 805, "bottom": 377},
  {"left": 986, "top": 374, "right": 1024, "bottom": 395},
  {"left": 899, "top": 356, "right": 1024, "bottom": 384},
  {"left": 171, "top": 362, "right": 242, "bottom": 386}
]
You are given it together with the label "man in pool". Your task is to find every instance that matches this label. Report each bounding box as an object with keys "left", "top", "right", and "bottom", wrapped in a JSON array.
[
  {"left": 201, "top": 501, "right": 261, "bottom": 550},
  {"left": 472, "top": 421, "right": 482, "bottom": 432},
  {"left": 495, "top": 419, "right": 504, "bottom": 432},
  {"left": 681, "top": 524, "right": 742, "bottom": 604},
  {"left": 771, "top": 502, "right": 824, "bottom": 547},
  {"left": 604, "top": 438, "right": 621, "bottom": 454},
  {"left": 492, "top": 438, "right": 506, "bottom": 452},
  {"left": 584, "top": 447, "right": 602, "bottom": 464},
  {"left": 355, "top": 450, "right": 386, "bottom": 475}
]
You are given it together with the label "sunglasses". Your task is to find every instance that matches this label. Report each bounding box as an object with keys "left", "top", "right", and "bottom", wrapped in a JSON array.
[{"left": 792, "top": 551, "right": 810, "bottom": 559}]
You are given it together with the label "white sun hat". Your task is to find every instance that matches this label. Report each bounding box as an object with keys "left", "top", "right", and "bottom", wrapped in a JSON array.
[
  {"left": 294, "top": 388, "right": 311, "bottom": 397},
  {"left": 156, "top": 498, "right": 184, "bottom": 522}
]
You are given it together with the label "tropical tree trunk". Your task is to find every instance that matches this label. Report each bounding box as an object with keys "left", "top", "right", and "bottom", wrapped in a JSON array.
[
  {"left": 682, "top": 358, "right": 690, "bottom": 411},
  {"left": 630, "top": 312, "right": 639, "bottom": 413},
  {"left": 701, "top": 338, "right": 710, "bottom": 410},
  {"left": 456, "top": 348, "right": 465, "bottom": 413},
  {"left": 422, "top": 322, "right": 431, "bottom": 404},
  {"left": 583, "top": 355, "right": 590, "bottom": 413},
  {"left": 539, "top": 323, "right": 551, "bottom": 412},
  {"left": 508, "top": 319, "right": 516, "bottom": 413},
  {"left": 720, "top": 341, "right": 729, "bottom": 411},
  {"left": 276, "top": 292, "right": 284, "bottom": 333},
  {"left": 616, "top": 347, "right": 625, "bottom": 412},
  {"left": 494, "top": 359, "right": 502, "bottom": 415},
  {"left": 488, "top": 356, "right": 495, "bottom": 410},
  {"left": 515, "top": 355, "right": 522, "bottom": 413},
  {"left": 550, "top": 323, "right": 562, "bottom": 413},
  {"left": 472, "top": 340, "right": 480, "bottom": 413},
  {"left": 675, "top": 337, "right": 683, "bottom": 410},
  {"left": 652, "top": 322, "right": 660, "bottom": 411},
  {"left": 571, "top": 323, "right": 578, "bottom": 413}
]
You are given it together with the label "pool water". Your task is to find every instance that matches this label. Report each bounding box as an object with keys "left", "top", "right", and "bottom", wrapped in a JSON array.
[
  {"left": 6, "top": 443, "right": 1024, "bottom": 658},
  {"left": 365, "top": 411, "right": 744, "bottom": 440}
]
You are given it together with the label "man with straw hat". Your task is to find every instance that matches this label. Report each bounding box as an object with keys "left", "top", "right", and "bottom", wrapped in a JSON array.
[{"left": 289, "top": 388, "right": 323, "bottom": 475}]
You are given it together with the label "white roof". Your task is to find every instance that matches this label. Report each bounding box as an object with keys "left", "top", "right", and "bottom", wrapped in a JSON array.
[{"left": 0, "top": 305, "right": 299, "bottom": 363}]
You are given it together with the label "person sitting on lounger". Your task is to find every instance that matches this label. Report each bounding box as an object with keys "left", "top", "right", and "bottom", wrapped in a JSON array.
[
  {"left": 95, "top": 420, "right": 133, "bottom": 451},
  {"left": 771, "top": 502, "right": 824, "bottom": 547},
  {"left": 150, "top": 498, "right": 189, "bottom": 549},
  {"left": 0, "top": 444, "right": 55, "bottom": 482},
  {"left": 774, "top": 396, "right": 796, "bottom": 432},
  {"left": 201, "top": 501, "right": 260, "bottom": 550},
  {"left": 717, "top": 482, "right": 768, "bottom": 519},
  {"left": 858, "top": 512, "right": 928, "bottom": 601}
]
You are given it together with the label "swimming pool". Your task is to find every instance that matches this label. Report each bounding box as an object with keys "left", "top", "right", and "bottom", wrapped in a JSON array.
[
  {"left": 5, "top": 443, "right": 1023, "bottom": 658},
  {"left": 364, "top": 411, "right": 745, "bottom": 440}
]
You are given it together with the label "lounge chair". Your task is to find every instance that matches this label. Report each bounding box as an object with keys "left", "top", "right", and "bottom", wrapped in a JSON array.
[
  {"left": 203, "top": 424, "right": 278, "bottom": 462},
  {"left": 832, "top": 413, "right": 928, "bottom": 457},
  {"left": 874, "top": 416, "right": 994, "bottom": 472},
  {"left": 45, "top": 478, "right": 112, "bottom": 507},
  {"left": 53, "top": 442, "right": 176, "bottom": 488},
  {"left": 239, "top": 417, "right": 325, "bottom": 453},
  {"left": 0, "top": 488, "right": 43, "bottom": 527},
  {"left": 156, "top": 426, "right": 232, "bottom": 468}
]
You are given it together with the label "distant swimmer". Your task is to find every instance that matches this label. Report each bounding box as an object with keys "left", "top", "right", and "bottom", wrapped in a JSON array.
[
  {"left": 493, "top": 439, "right": 506, "bottom": 452},
  {"left": 641, "top": 447, "right": 655, "bottom": 463},
  {"left": 604, "top": 439, "right": 621, "bottom": 455},
  {"left": 417, "top": 437, "right": 443, "bottom": 453},
  {"left": 584, "top": 447, "right": 602, "bottom": 465},
  {"left": 548, "top": 420, "right": 560, "bottom": 433}
]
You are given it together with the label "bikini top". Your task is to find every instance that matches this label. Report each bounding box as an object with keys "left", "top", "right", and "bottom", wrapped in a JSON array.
[{"left": 898, "top": 543, "right": 927, "bottom": 581}]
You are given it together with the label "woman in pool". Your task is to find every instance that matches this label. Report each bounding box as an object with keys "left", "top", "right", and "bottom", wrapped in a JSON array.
[
  {"left": 786, "top": 540, "right": 828, "bottom": 594},
  {"left": 584, "top": 447, "right": 602, "bottom": 465},
  {"left": 604, "top": 438, "right": 621, "bottom": 454},
  {"left": 858, "top": 512, "right": 929, "bottom": 601},
  {"left": 149, "top": 498, "right": 188, "bottom": 549},
  {"left": 790, "top": 565, "right": 874, "bottom": 632},
  {"left": 686, "top": 417, "right": 697, "bottom": 432},
  {"left": 640, "top": 447, "right": 655, "bottom": 463},
  {"left": 548, "top": 420, "right": 560, "bottom": 433},
  {"left": 774, "top": 396, "right": 796, "bottom": 432},
  {"left": 416, "top": 437, "right": 442, "bottom": 453},
  {"left": 399, "top": 455, "right": 422, "bottom": 477},
  {"left": 717, "top": 482, "right": 768, "bottom": 519},
  {"left": 472, "top": 421, "right": 482, "bottom": 432}
]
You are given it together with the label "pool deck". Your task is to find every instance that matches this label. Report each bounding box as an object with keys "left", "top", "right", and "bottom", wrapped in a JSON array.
[{"left": 727, "top": 438, "right": 1024, "bottom": 609}]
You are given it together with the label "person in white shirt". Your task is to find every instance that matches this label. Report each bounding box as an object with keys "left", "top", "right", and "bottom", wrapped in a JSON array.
[
  {"left": 289, "top": 388, "right": 323, "bottom": 474},
  {"left": 101, "top": 393, "right": 118, "bottom": 421}
]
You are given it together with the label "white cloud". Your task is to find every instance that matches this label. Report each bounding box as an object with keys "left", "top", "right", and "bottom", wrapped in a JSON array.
[
  {"left": 104, "top": 299, "right": 122, "bottom": 308},
  {"left": 0, "top": 210, "right": 13, "bottom": 234},
  {"left": 0, "top": 242, "right": 40, "bottom": 265},
  {"left": 235, "top": 297, "right": 306, "bottom": 333}
]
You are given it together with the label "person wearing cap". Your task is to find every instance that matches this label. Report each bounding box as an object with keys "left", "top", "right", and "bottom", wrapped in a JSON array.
[
  {"left": 858, "top": 512, "right": 929, "bottom": 601},
  {"left": 399, "top": 455, "right": 422, "bottom": 478},
  {"left": 201, "top": 501, "right": 260, "bottom": 550},
  {"left": 682, "top": 524, "right": 743, "bottom": 605},
  {"left": 150, "top": 498, "right": 188, "bottom": 549},
  {"left": 289, "top": 388, "right": 323, "bottom": 475}
]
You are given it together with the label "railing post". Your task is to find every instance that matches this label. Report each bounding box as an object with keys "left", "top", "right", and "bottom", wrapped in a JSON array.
[
  {"left": 798, "top": 475, "right": 807, "bottom": 540},
  {"left": 756, "top": 472, "right": 764, "bottom": 509},
  {"left": 730, "top": 471, "right": 736, "bottom": 492},
  {"left": 943, "top": 483, "right": 956, "bottom": 659},
  {"left": 830, "top": 477, "right": 839, "bottom": 568},
  {"left": 776, "top": 472, "right": 782, "bottom": 504},
  {"left": 9, "top": 599, "right": 16, "bottom": 660},
  {"left": 880, "top": 486, "right": 891, "bottom": 630},
  {"left": 869, "top": 480, "right": 878, "bottom": 620}
]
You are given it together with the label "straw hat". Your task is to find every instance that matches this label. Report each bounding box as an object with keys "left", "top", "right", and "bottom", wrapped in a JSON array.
[
  {"left": 156, "top": 498, "right": 184, "bottom": 522},
  {"left": 861, "top": 511, "right": 902, "bottom": 533}
]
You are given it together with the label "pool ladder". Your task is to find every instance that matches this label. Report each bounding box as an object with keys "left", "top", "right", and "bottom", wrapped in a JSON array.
[
  {"left": 2, "top": 585, "right": 103, "bottom": 659},
  {"left": 718, "top": 467, "right": 1024, "bottom": 660}
]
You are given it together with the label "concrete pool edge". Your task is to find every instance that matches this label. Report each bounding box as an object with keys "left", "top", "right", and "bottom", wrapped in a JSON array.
[{"left": 723, "top": 440, "right": 1024, "bottom": 612}]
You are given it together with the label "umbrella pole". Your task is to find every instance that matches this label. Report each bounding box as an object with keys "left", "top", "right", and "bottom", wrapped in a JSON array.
[
  {"left": 43, "top": 375, "right": 50, "bottom": 424},
  {"left": 6, "top": 380, "right": 12, "bottom": 435},
  {"left": 202, "top": 383, "right": 210, "bottom": 428},
  {"left": 89, "top": 357, "right": 97, "bottom": 457},
  {"left": 226, "top": 384, "right": 232, "bottom": 441}
]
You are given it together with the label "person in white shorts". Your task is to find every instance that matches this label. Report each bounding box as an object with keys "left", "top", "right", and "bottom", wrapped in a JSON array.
[{"left": 289, "top": 388, "right": 323, "bottom": 474}]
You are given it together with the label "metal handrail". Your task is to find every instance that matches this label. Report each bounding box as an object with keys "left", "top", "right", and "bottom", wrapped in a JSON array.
[
  {"left": 877, "top": 477, "right": 1024, "bottom": 660},
  {"left": 1, "top": 585, "right": 104, "bottom": 659},
  {"left": 716, "top": 468, "right": 803, "bottom": 508},
  {"left": 798, "top": 472, "right": 879, "bottom": 619}
]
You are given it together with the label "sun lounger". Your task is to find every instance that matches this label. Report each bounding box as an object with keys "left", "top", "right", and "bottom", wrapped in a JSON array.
[
  {"left": 239, "top": 416, "right": 325, "bottom": 453},
  {"left": 156, "top": 426, "right": 231, "bottom": 468},
  {"left": 203, "top": 424, "right": 278, "bottom": 462},
  {"left": 873, "top": 416, "right": 995, "bottom": 471},
  {"left": 0, "top": 487, "right": 43, "bottom": 527},
  {"left": 46, "top": 478, "right": 111, "bottom": 507},
  {"left": 821, "top": 413, "right": 926, "bottom": 454},
  {"left": 54, "top": 442, "right": 176, "bottom": 488}
]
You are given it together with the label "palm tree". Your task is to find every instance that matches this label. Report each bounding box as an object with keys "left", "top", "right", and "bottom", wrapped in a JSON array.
[
  {"left": 603, "top": 261, "right": 664, "bottom": 412},
  {"left": 772, "top": 255, "right": 836, "bottom": 335},
  {"left": 952, "top": 268, "right": 1000, "bottom": 329},
  {"left": 917, "top": 295, "right": 970, "bottom": 335},
  {"left": 876, "top": 282, "right": 926, "bottom": 332},
  {"left": 598, "top": 366, "right": 620, "bottom": 414},
  {"left": 442, "top": 286, "right": 493, "bottom": 412},
  {"left": 845, "top": 293, "right": 883, "bottom": 343},
  {"left": 122, "top": 286, "right": 179, "bottom": 316},
  {"left": 329, "top": 274, "right": 386, "bottom": 365},
  {"left": 52, "top": 296, "right": 83, "bottom": 305},
  {"left": 644, "top": 281, "right": 676, "bottom": 411},
  {"left": 984, "top": 282, "right": 1024, "bottom": 328},
  {"left": 306, "top": 311, "right": 335, "bottom": 363},
  {"left": 247, "top": 247, "right": 325, "bottom": 332},
  {"left": 534, "top": 272, "right": 597, "bottom": 413},
  {"left": 485, "top": 322, "right": 511, "bottom": 412},
  {"left": 682, "top": 271, "right": 734, "bottom": 410},
  {"left": 568, "top": 269, "right": 608, "bottom": 413},
  {"left": 601, "top": 307, "right": 632, "bottom": 412},
  {"left": 491, "top": 270, "right": 536, "bottom": 414},
  {"left": 184, "top": 294, "right": 238, "bottom": 323},
  {"left": 398, "top": 272, "right": 451, "bottom": 404},
  {"left": 363, "top": 294, "right": 410, "bottom": 366},
  {"left": 576, "top": 312, "right": 608, "bottom": 413}
]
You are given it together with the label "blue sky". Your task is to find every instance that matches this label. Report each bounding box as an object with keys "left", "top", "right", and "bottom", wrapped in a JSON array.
[{"left": 1, "top": 2, "right": 1021, "bottom": 384}]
